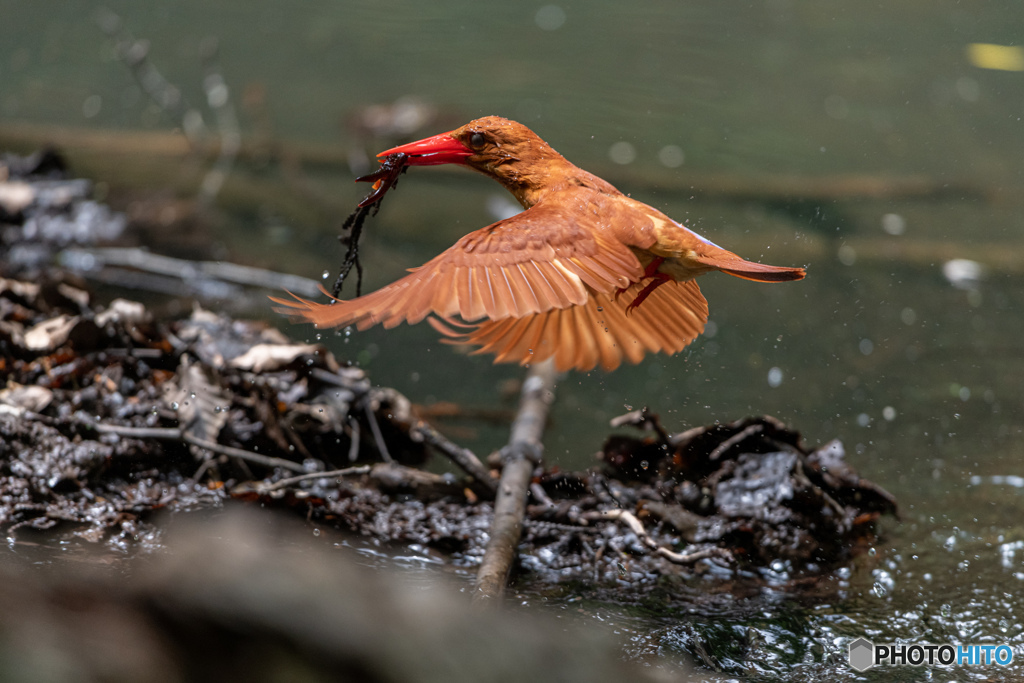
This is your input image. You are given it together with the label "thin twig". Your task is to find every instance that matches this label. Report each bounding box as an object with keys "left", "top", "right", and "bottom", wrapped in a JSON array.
[
  {"left": 182, "top": 434, "right": 307, "bottom": 473},
  {"left": 190, "top": 455, "right": 221, "bottom": 483},
  {"left": 89, "top": 422, "right": 307, "bottom": 473},
  {"left": 793, "top": 458, "right": 848, "bottom": 525},
  {"left": 362, "top": 397, "right": 393, "bottom": 463},
  {"left": 257, "top": 466, "right": 371, "bottom": 493},
  {"left": 346, "top": 415, "right": 361, "bottom": 462},
  {"left": 708, "top": 423, "right": 762, "bottom": 461},
  {"left": 589, "top": 509, "right": 733, "bottom": 566},
  {"left": 473, "top": 359, "right": 557, "bottom": 607},
  {"left": 410, "top": 420, "right": 496, "bottom": 495},
  {"left": 528, "top": 482, "right": 556, "bottom": 511},
  {"left": 59, "top": 247, "right": 323, "bottom": 297}
]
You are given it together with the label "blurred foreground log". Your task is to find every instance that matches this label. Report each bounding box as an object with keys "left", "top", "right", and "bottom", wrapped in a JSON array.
[{"left": 0, "top": 510, "right": 695, "bottom": 683}]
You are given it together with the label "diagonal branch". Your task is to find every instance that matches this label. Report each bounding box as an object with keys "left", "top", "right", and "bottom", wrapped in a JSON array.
[{"left": 472, "top": 359, "right": 557, "bottom": 607}]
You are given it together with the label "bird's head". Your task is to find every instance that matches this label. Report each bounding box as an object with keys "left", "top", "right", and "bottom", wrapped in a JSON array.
[{"left": 378, "top": 116, "right": 568, "bottom": 205}]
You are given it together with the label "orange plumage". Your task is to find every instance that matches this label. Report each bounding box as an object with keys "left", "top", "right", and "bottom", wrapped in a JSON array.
[{"left": 272, "top": 116, "right": 805, "bottom": 372}]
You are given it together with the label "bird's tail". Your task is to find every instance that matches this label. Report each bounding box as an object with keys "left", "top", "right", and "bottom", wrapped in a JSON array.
[{"left": 695, "top": 255, "right": 806, "bottom": 283}]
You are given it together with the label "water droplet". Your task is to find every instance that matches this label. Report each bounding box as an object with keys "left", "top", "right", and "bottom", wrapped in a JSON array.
[
  {"left": 596, "top": 306, "right": 603, "bottom": 312},
  {"left": 534, "top": 4, "right": 566, "bottom": 31},
  {"left": 608, "top": 141, "right": 636, "bottom": 165},
  {"left": 624, "top": 404, "right": 633, "bottom": 410},
  {"left": 315, "top": 333, "right": 322, "bottom": 341},
  {"left": 869, "top": 547, "right": 877, "bottom": 556},
  {"left": 190, "top": 392, "right": 196, "bottom": 399},
  {"left": 640, "top": 460, "right": 648, "bottom": 470},
  {"left": 940, "top": 603, "right": 952, "bottom": 618},
  {"left": 214, "top": 406, "right": 222, "bottom": 413},
  {"left": 881, "top": 213, "right": 906, "bottom": 236},
  {"left": 872, "top": 581, "right": 888, "bottom": 597},
  {"left": 313, "top": 528, "right": 321, "bottom": 536},
  {"left": 322, "top": 270, "right": 330, "bottom": 279},
  {"left": 170, "top": 402, "right": 179, "bottom": 410}
]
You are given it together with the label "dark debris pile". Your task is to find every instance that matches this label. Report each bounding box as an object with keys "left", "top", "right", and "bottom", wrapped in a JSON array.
[
  {"left": 0, "top": 268, "right": 897, "bottom": 588},
  {"left": 0, "top": 273, "right": 430, "bottom": 548},
  {"left": 583, "top": 412, "right": 897, "bottom": 578}
]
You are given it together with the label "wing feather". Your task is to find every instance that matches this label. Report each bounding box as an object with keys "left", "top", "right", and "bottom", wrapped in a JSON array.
[
  {"left": 273, "top": 190, "right": 644, "bottom": 330},
  {"left": 272, "top": 186, "right": 726, "bottom": 371},
  {"left": 434, "top": 278, "right": 708, "bottom": 372},
  {"left": 537, "top": 260, "right": 587, "bottom": 307}
]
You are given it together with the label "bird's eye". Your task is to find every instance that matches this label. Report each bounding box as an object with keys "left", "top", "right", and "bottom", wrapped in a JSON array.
[{"left": 469, "top": 132, "right": 486, "bottom": 149}]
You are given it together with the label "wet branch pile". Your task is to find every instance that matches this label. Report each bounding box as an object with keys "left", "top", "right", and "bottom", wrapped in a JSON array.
[
  {"left": 0, "top": 273, "right": 473, "bottom": 543},
  {"left": 0, "top": 270, "right": 896, "bottom": 587}
]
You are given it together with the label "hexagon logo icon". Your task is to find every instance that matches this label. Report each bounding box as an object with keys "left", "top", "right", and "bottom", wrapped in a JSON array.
[{"left": 849, "top": 638, "right": 875, "bottom": 672}]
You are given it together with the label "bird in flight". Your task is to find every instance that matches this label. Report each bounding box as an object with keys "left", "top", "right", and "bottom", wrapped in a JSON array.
[{"left": 273, "top": 116, "right": 805, "bottom": 372}]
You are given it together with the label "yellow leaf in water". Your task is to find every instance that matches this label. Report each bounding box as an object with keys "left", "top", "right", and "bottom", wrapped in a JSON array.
[{"left": 966, "top": 43, "right": 1024, "bottom": 71}]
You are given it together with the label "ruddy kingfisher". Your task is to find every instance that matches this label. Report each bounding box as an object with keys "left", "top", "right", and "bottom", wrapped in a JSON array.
[{"left": 274, "top": 116, "right": 805, "bottom": 372}]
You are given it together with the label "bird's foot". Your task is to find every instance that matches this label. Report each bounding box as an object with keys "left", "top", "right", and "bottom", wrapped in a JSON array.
[
  {"left": 626, "top": 274, "right": 670, "bottom": 314},
  {"left": 616, "top": 256, "right": 665, "bottom": 297},
  {"left": 617, "top": 257, "right": 668, "bottom": 314}
]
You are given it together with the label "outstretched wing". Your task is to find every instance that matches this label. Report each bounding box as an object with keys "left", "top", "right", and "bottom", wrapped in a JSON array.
[
  {"left": 272, "top": 193, "right": 646, "bottom": 330},
  {"left": 431, "top": 278, "right": 708, "bottom": 372}
]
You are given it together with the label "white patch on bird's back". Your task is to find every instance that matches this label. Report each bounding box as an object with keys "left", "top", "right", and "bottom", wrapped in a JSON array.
[{"left": 684, "top": 224, "right": 723, "bottom": 249}]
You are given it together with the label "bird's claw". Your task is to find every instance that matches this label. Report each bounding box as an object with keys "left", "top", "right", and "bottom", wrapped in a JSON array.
[
  {"left": 625, "top": 276, "right": 670, "bottom": 315},
  {"left": 622, "top": 257, "right": 668, "bottom": 314}
]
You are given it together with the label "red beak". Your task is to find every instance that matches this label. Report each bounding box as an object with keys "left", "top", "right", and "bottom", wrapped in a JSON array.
[{"left": 378, "top": 131, "right": 474, "bottom": 165}]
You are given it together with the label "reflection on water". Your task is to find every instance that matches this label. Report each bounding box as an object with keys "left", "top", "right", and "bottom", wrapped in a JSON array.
[{"left": 2, "top": 1, "right": 1023, "bottom": 678}]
